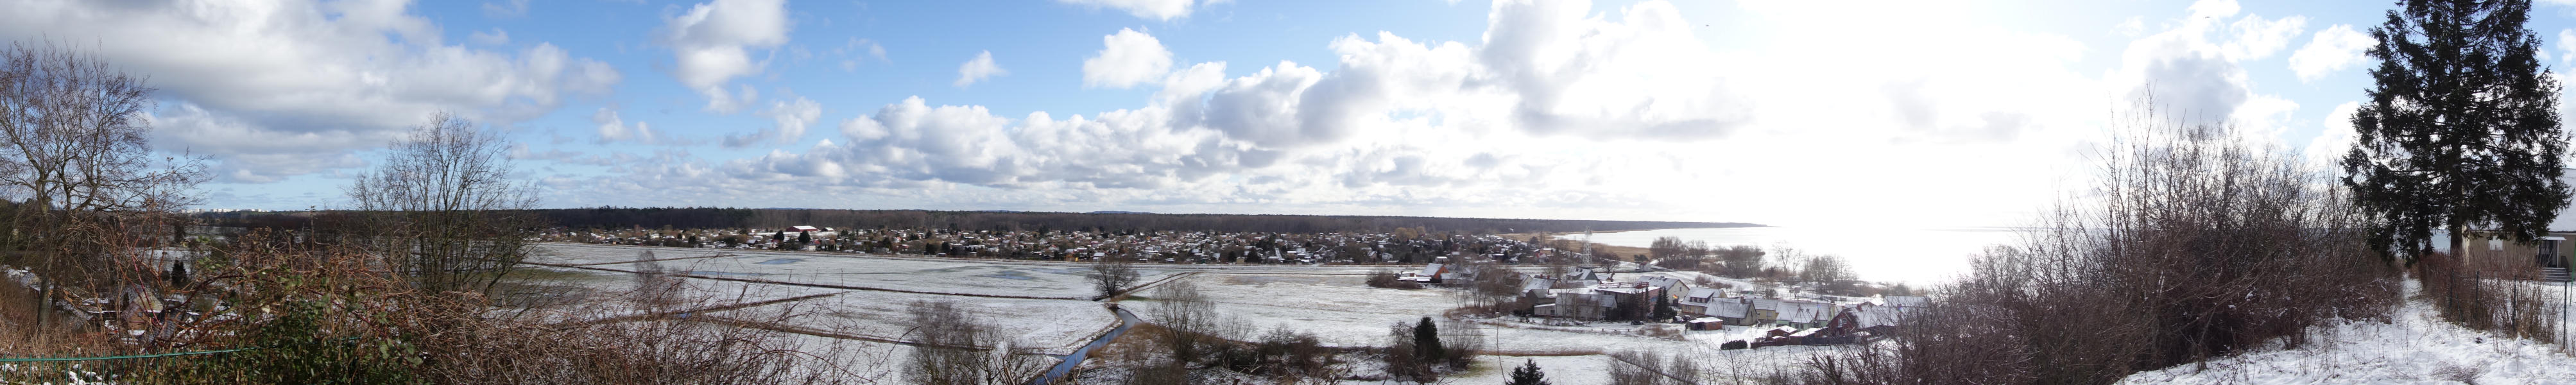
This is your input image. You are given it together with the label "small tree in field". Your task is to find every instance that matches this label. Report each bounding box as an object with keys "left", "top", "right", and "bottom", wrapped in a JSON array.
[
  {"left": 1089, "top": 257, "right": 1139, "bottom": 300},
  {"left": 1507, "top": 359, "right": 1551, "bottom": 385},
  {"left": 1413, "top": 316, "right": 1444, "bottom": 363}
]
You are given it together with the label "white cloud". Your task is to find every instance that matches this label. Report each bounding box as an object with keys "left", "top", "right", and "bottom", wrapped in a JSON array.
[
  {"left": 2289, "top": 24, "right": 2378, "bottom": 82},
  {"left": 1082, "top": 28, "right": 1175, "bottom": 89},
  {"left": 2222, "top": 14, "right": 2306, "bottom": 61},
  {"left": 592, "top": 108, "right": 658, "bottom": 144},
  {"left": 0, "top": 0, "right": 619, "bottom": 182},
  {"left": 726, "top": 96, "right": 824, "bottom": 147},
  {"left": 2558, "top": 30, "right": 2576, "bottom": 66},
  {"left": 954, "top": 51, "right": 1008, "bottom": 87},
  {"left": 658, "top": 0, "right": 792, "bottom": 113},
  {"left": 2117, "top": 16, "right": 2148, "bottom": 37},
  {"left": 1056, "top": 0, "right": 1206, "bottom": 21},
  {"left": 2302, "top": 101, "right": 2363, "bottom": 166},
  {"left": 470, "top": 28, "right": 511, "bottom": 46}
]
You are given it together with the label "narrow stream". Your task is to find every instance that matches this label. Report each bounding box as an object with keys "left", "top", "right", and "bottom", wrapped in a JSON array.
[{"left": 1029, "top": 305, "right": 1140, "bottom": 385}]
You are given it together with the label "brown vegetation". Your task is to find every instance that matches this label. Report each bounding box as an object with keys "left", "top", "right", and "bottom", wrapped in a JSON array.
[{"left": 1798, "top": 121, "right": 2401, "bottom": 385}]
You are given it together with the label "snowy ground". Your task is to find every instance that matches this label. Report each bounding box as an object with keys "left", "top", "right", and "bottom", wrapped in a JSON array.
[
  {"left": 522, "top": 244, "right": 1869, "bottom": 384},
  {"left": 2118, "top": 280, "right": 2576, "bottom": 384},
  {"left": 531, "top": 243, "right": 1445, "bottom": 298},
  {"left": 707, "top": 289, "right": 1119, "bottom": 352}
]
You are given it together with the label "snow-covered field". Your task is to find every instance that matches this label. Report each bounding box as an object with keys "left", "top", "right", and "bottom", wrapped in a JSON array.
[
  {"left": 521, "top": 244, "right": 1914, "bottom": 384},
  {"left": 707, "top": 289, "right": 1119, "bottom": 352},
  {"left": 2119, "top": 281, "right": 2576, "bottom": 384},
  {"left": 530, "top": 243, "right": 1433, "bottom": 298}
]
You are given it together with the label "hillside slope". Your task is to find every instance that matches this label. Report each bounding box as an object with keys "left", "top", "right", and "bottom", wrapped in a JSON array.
[{"left": 2119, "top": 280, "right": 2575, "bottom": 384}]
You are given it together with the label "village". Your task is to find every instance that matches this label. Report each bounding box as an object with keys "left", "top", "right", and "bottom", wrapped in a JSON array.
[{"left": 496, "top": 222, "right": 1944, "bottom": 382}]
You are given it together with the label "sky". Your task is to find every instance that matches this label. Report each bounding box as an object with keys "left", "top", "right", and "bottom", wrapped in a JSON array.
[{"left": 8, "top": 0, "right": 2576, "bottom": 228}]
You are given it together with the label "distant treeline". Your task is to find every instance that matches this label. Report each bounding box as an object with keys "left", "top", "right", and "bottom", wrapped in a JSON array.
[{"left": 194, "top": 207, "right": 1761, "bottom": 235}]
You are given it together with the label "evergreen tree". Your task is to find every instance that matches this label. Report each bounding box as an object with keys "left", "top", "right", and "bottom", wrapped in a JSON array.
[
  {"left": 1506, "top": 359, "right": 1551, "bottom": 385},
  {"left": 796, "top": 230, "right": 811, "bottom": 244},
  {"left": 771, "top": 231, "right": 785, "bottom": 243},
  {"left": 2345, "top": 0, "right": 2570, "bottom": 264},
  {"left": 1651, "top": 295, "right": 1676, "bottom": 321},
  {"left": 1413, "top": 316, "right": 1444, "bottom": 363}
]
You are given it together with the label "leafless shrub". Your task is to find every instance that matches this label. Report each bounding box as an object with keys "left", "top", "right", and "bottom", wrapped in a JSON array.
[
  {"left": 1799, "top": 117, "right": 2400, "bottom": 384},
  {"left": 2417, "top": 252, "right": 2562, "bottom": 342},
  {"left": 1606, "top": 349, "right": 1697, "bottom": 385},
  {"left": 1146, "top": 280, "right": 1219, "bottom": 366},
  {"left": 904, "top": 299, "right": 1049, "bottom": 385}
]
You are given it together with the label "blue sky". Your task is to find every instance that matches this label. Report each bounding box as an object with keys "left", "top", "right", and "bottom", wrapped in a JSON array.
[{"left": 8, "top": 0, "right": 2576, "bottom": 228}]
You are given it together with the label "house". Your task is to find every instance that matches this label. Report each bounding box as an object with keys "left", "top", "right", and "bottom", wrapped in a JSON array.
[
  {"left": 1706, "top": 300, "right": 1753, "bottom": 326},
  {"left": 1776, "top": 301, "right": 1836, "bottom": 329},
  {"left": 790, "top": 225, "right": 821, "bottom": 233},
  {"left": 2457, "top": 230, "right": 2576, "bottom": 280},
  {"left": 1634, "top": 275, "right": 1691, "bottom": 302},
  {"left": 1687, "top": 317, "right": 1728, "bottom": 330},
  {"left": 1540, "top": 288, "right": 1618, "bottom": 319},
  {"left": 1747, "top": 298, "right": 1785, "bottom": 325},
  {"left": 1676, "top": 287, "right": 1726, "bottom": 317},
  {"left": 1538, "top": 282, "right": 1661, "bottom": 320},
  {"left": 1521, "top": 275, "right": 1559, "bottom": 298},
  {"left": 1400, "top": 263, "right": 1447, "bottom": 284}
]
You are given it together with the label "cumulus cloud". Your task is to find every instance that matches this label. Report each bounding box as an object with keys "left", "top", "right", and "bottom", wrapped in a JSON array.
[
  {"left": 2302, "top": 101, "right": 2363, "bottom": 166},
  {"left": 954, "top": 51, "right": 1007, "bottom": 87},
  {"left": 2105, "top": 0, "right": 2310, "bottom": 122},
  {"left": 593, "top": 108, "right": 658, "bottom": 144},
  {"left": 1055, "top": 0, "right": 1210, "bottom": 21},
  {"left": 723, "top": 96, "right": 824, "bottom": 147},
  {"left": 1082, "top": 28, "right": 1174, "bottom": 89},
  {"left": 578, "top": 0, "right": 1773, "bottom": 207},
  {"left": 0, "top": 0, "right": 620, "bottom": 183},
  {"left": 658, "top": 0, "right": 791, "bottom": 113},
  {"left": 2289, "top": 24, "right": 2376, "bottom": 82}
]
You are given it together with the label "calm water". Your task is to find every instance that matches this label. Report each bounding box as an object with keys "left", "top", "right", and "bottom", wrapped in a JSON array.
[{"left": 1562, "top": 227, "right": 2025, "bottom": 286}]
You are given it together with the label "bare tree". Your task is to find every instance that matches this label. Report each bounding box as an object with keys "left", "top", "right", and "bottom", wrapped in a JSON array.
[
  {"left": 345, "top": 112, "right": 539, "bottom": 295},
  {"left": 1090, "top": 256, "right": 1139, "bottom": 300},
  {"left": 906, "top": 300, "right": 1050, "bottom": 384},
  {"left": 0, "top": 40, "right": 206, "bottom": 336},
  {"left": 1147, "top": 280, "right": 1218, "bottom": 365}
]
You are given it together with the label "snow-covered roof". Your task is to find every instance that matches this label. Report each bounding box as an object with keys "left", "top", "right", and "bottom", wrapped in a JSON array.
[
  {"left": 1522, "top": 276, "right": 1558, "bottom": 293},
  {"left": 1708, "top": 301, "right": 1751, "bottom": 319},
  {"left": 1684, "top": 287, "right": 1725, "bottom": 302},
  {"left": 1636, "top": 275, "right": 1686, "bottom": 290},
  {"left": 1418, "top": 263, "right": 1444, "bottom": 277},
  {"left": 1780, "top": 301, "right": 1834, "bottom": 323}
]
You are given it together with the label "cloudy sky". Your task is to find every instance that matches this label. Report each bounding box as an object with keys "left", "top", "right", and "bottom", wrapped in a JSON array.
[{"left": 8, "top": 0, "right": 2575, "bottom": 228}]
